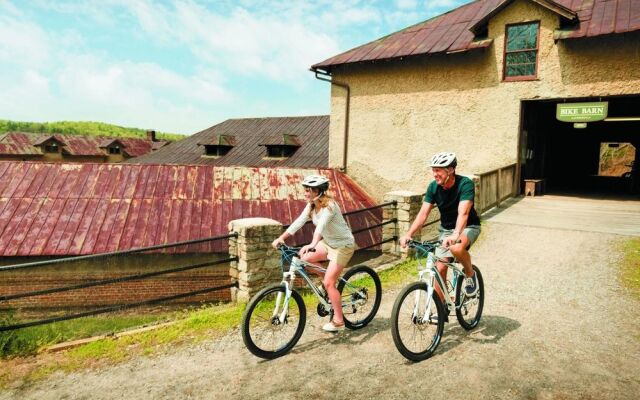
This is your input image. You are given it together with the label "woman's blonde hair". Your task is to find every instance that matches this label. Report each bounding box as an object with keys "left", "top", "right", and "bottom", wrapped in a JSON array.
[{"left": 308, "top": 190, "right": 335, "bottom": 216}]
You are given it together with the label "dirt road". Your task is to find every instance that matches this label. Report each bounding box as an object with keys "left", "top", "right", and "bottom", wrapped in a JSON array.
[{"left": 2, "top": 222, "right": 639, "bottom": 399}]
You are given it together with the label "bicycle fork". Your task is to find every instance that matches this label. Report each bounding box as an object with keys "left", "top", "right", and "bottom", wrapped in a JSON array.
[
  {"left": 414, "top": 269, "right": 436, "bottom": 324},
  {"left": 272, "top": 258, "right": 301, "bottom": 324}
]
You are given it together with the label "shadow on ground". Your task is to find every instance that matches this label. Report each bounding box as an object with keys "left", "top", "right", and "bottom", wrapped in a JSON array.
[
  {"left": 435, "top": 314, "right": 521, "bottom": 355},
  {"left": 288, "top": 317, "right": 390, "bottom": 356}
]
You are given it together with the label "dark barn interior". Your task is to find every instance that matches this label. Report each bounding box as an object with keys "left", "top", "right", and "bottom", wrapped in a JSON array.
[{"left": 520, "top": 96, "right": 639, "bottom": 197}]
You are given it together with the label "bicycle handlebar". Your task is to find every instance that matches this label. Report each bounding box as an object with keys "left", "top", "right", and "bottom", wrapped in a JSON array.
[
  {"left": 404, "top": 239, "right": 439, "bottom": 251},
  {"left": 276, "top": 243, "right": 316, "bottom": 253}
]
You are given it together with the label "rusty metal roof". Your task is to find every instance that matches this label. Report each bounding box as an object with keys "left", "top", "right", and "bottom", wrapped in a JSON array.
[
  {"left": 0, "top": 162, "right": 381, "bottom": 256},
  {"left": 554, "top": 0, "right": 640, "bottom": 39},
  {"left": 128, "top": 116, "right": 329, "bottom": 168},
  {"left": 0, "top": 132, "right": 159, "bottom": 158},
  {"left": 312, "top": 0, "right": 640, "bottom": 71}
]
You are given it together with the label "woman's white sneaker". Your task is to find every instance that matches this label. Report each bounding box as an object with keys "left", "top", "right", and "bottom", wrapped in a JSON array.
[{"left": 322, "top": 321, "right": 345, "bottom": 332}]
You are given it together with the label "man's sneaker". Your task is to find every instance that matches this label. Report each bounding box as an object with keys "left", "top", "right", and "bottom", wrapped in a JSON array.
[
  {"left": 322, "top": 321, "right": 345, "bottom": 332},
  {"left": 464, "top": 273, "right": 478, "bottom": 296}
]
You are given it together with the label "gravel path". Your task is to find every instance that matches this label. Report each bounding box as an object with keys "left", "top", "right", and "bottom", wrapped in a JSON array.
[{"left": 2, "top": 222, "right": 639, "bottom": 400}]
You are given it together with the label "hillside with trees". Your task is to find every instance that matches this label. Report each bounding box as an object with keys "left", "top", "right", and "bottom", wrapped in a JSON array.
[{"left": 0, "top": 120, "right": 184, "bottom": 141}]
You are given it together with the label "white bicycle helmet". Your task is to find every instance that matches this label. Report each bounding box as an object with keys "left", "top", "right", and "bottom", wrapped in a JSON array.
[
  {"left": 430, "top": 152, "right": 457, "bottom": 168},
  {"left": 302, "top": 175, "right": 330, "bottom": 191}
]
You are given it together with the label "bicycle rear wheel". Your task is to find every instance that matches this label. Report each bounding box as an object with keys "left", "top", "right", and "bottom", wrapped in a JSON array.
[
  {"left": 337, "top": 265, "right": 382, "bottom": 329},
  {"left": 391, "top": 281, "right": 445, "bottom": 362},
  {"left": 241, "top": 284, "right": 306, "bottom": 359},
  {"left": 455, "top": 265, "right": 484, "bottom": 330}
]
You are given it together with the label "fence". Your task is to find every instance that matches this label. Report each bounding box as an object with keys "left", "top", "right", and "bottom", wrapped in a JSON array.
[
  {"left": 0, "top": 234, "right": 238, "bottom": 332},
  {"left": 475, "top": 163, "right": 518, "bottom": 214}
]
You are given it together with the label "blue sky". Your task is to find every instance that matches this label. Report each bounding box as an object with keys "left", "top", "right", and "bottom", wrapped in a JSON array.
[{"left": 0, "top": 0, "right": 468, "bottom": 135}]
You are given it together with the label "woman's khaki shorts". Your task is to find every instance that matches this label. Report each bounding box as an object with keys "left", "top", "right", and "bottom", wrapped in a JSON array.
[{"left": 317, "top": 240, "right": 356, "bottom": 267}]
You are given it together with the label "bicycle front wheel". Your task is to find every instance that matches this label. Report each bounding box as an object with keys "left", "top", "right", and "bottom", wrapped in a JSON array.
[
  {"left": 391, "top": 281, "right": 445, "bottom": 362},
  {"left": 241, "top": 284, "right": 306, "bottom": 359},
  {"left": 455, "top": 265, "right": 484, "bottom": 330},
  {"left": 337, "top": 265, "right": 382, "bottom": 329}
]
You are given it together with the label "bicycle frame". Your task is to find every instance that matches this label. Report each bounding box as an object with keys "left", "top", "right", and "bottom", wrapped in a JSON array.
[
  {"left": 272, "top": 246, "right": 344, "bottom": 324},
  {"left": 412, "top": 241, "right": 466, "bottom": 322}
]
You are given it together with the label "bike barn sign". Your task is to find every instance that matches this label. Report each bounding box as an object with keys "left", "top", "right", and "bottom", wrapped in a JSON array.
[{"left": 556, "top": 102, "right": 608, "bottom": 122}]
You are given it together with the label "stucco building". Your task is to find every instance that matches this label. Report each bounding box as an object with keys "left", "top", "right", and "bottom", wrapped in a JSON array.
[{"left": 311, "top": 0, "right": 640, "bottom": 200}]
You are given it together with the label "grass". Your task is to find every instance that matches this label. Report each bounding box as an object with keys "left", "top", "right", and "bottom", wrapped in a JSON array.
[
  {"left": 0, "top": 311, "right": 170, "bottom": 359},
  {"left": 0, "top": 304, "right": 245, "bottom": 389},
  {"left": 620, "top": 238, "right": 640, "bottom": 299}
]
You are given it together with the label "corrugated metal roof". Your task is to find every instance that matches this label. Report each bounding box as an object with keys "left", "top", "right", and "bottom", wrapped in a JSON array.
[
  {"left": 0, "top": 162, "right": 381, "bottom": 256},
  {"left": 312, "top": 0, "right": 640, "bottom": 71},
  {"left": 128, "top": 116, "right": 329, "bottom": 168},
  {"left": 554, "top": 0, "right": 640, "bottom": 38},
  {"left": 0, "top": 132, "right": 160, "bottom": 158}
]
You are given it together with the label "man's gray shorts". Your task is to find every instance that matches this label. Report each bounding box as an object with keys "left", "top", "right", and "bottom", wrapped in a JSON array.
[{"left": 435, "top": 225, "right": 481, "bottom": 259}]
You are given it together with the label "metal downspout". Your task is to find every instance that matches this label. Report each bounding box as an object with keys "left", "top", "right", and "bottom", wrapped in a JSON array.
[{"left": 313, "top": 69, "right": 350, "bottom": 173}]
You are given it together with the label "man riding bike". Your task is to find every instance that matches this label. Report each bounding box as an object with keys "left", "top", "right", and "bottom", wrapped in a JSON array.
[{"left": 400, "top": 152, "right": 481, "bottom": 304}]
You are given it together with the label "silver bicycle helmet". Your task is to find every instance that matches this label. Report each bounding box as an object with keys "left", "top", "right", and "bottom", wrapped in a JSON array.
[
  {"left": 302, "top": 175, "right": 330, "bottom": 191},
  {"left": 430, "top": 152, "right": 457, "bottom": 168}
]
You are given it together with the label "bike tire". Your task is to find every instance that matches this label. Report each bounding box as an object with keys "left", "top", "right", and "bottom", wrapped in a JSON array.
[
  {"left": 391, "top": 281, "right": 445, "bottom": 362},
  {"left": 337, "top": 265, "right": 382, "bottom": 330},
  {"left": 455, "top": 265, "right": 484, "bottom": 330},
  {"left": 241, "top": 284, "right": 306, "bottom": 359}
]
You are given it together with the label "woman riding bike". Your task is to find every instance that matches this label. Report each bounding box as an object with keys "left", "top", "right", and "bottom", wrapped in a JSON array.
[{"left": 271, "top": 174, "right": 356, "bottom": 332}]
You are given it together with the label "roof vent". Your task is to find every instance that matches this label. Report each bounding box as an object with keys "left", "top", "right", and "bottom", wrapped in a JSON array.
[
  {"left": 259, "top": 134, "right": 301, "bottom": 158},
  {"left": 198, "top": 134, "right": 236, "bottom": 158}
]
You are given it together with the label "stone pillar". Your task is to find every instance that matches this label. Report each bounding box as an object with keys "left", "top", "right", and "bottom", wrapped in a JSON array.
[
  {"left": 382, "top": 191, "right": 424, "bottom": 258},
  {"left": 228, "top": 218, "right": 283, "bottom": 303}
]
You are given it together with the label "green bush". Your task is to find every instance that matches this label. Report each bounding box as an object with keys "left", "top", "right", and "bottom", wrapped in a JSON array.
[
  {"left": 0, "top": 310, "right": 48, "bottom": 358},
  {"left": 0, "top": 119, "right": 185, "bottom": 141}
]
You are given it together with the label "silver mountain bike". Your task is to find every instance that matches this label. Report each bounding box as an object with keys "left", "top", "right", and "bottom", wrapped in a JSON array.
[
  {"left": 391, "top": 239, "right": 484, "bottom": 361},
  {"left": 242, "top": 244, "right": 382, "bottom": 359}
]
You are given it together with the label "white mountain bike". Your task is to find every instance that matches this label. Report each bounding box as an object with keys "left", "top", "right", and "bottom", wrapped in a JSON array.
[
  {"left": 391, "top": 239, "right": 484, "bottom": 361},
  {"left": 242, "top": 244, "right": 382, "bottom": 359}
]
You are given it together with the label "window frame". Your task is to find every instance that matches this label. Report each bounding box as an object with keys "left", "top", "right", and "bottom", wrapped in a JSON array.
[
  {"left": 203, "top": 145, "right": 232, "bottom": 157},
  {"left": 108, "top": 146, "right": 121, "bottom": 155},
  {"left": 44, "top": 143, "right": 59, "bottom": 153},
  {"left": 265, "top": 145, "right": 297, "bottom": 159},
  {"left": 502, "top": 21, "right": 541, "bottom": 82}
]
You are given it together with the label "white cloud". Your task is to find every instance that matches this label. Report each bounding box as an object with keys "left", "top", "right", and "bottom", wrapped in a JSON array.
[
  {"left": 0, "top": 0, "right": 469, "bottom": 133},
  {"left": 0, "top": 1, "right": 21, "bottom": 16},
  {"left": 424, "top": 0, "right": 461, "bottom": 10},
  {"left": 0, "top": 15, "right": 51, "bottom": 66},
  {"left": 119, "top": 1, "right": 341, "bottom": 86},
  {"left": 395, "top": 0, "right": 419, "bottom": 10}
]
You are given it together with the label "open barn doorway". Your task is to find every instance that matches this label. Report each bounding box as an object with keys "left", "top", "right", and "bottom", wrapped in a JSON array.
[{"left": 519, "top": 95, "right": 640, "bottom": 198}]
